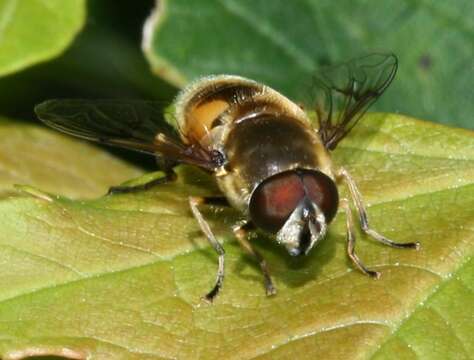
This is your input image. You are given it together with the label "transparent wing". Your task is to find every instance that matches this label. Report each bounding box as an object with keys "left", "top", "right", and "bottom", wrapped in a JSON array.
[
  {"left": 310, "top": 53, "right": 398, "bottom": 150},
  {"left": 35, "top": 99, "right": 216, "bottom": 170}
]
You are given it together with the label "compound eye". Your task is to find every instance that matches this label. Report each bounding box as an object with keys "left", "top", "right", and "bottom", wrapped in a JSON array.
[
  {"left": 249, "top": 169, "right": 339, "bottom": 234},
  {"left": 300, "top": 169, "right": 339, "bottom": 223},
  {"left": 249, "top": 171, "right": 305, "bottom": 233}
]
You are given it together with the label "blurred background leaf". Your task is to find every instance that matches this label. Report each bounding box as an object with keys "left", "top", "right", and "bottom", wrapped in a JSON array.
[
  {"left": 0, "top": 0, "right": 472, "bottom": 131},
  {"left": 0, "top": 117, "right": 143, "bottom": 199},
  {"left": 0, "top": 0, "right": 168, "bottom": 169},
  {"left": 0, "top": 0, "right": 170, "bottom": 123},
  {"left": 0, "top": 0, "right": 85, "bottom": 77},
  {"left": 145, "top": 0, "right": 474, "bottom": 129}
]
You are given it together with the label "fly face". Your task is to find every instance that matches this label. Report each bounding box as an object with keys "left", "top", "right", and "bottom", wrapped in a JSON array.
[
  {"left": 249, "top": 169, "right": 338, "bottom": 256},
  {"left": 35, "top": 53, "right": 420, "bottom": 302}
]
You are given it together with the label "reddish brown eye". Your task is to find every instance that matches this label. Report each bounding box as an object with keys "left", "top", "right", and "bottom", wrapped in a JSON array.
[
  {"left": 249, "top": 171, "right": 305, "bottom": 233},
  {"left": 249, "top": 169, "right": 339, "bottom": 233},
  {"left": 300, "top": 169, "right": 339, "bottom": 223}
]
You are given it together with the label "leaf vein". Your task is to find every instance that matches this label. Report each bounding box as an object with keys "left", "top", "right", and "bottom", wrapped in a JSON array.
[{"left": 368, "top": 254, "right": 473, "bottom": 358}]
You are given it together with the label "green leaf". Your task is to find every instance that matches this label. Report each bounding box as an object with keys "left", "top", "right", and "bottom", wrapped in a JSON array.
[
  {"left": 0, "top": 0, "right": 85, "bottom": 77},
  {"left": 143, "top": 0, "right": 474, "bottom": 129},
  {"left": 0, "top": 113, "right": 472, "bottom": 359},
  {"left": 0, "top": 117, "right": 143, "bottom": 199}
]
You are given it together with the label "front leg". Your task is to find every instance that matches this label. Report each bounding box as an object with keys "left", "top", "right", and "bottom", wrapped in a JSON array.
[
  {"left": 337, "top": 167, "right": 420, "bottom": 250},
  {"left": 108, "top": 170, "right": 177, "bottom": 195}
]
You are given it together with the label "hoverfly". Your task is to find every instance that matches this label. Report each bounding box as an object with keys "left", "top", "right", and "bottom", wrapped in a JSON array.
[{"left": 35, "top": 53, "right": 420, "bottom": 301}]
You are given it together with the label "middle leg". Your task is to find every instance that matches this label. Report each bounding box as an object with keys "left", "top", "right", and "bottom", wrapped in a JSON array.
[{"left": 233, "top": 221, "right": 276, "bottom": 296}]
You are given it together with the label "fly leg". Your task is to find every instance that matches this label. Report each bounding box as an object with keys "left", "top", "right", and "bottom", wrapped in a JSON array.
[
  {"left": 108, "top": 169, "right": 177, "bottom": 194},
  {"left": 189, "top": 196, "right": 226, "bottom": 302},
  {"left": 341, "top": 198, "right": 380, "bottom": 278},
  {"left": 233, "top": 221, "right": 276, "bottom": 296},
  {"left": 338, "top": 167, "right": 420, "bottom": 250}
]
